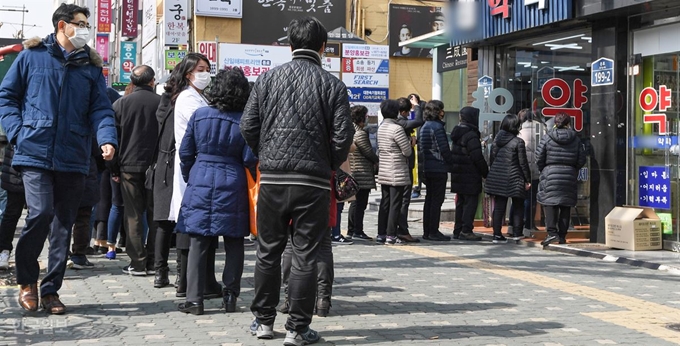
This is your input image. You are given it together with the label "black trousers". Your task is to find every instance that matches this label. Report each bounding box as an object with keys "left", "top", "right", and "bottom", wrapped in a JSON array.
[
  {"left": 251, "top": 184, "right": 329, "bottom": 332},
  {"left": 347, "top": 188, "right": 370, "bottom": 236},
  {"left": 186, "top": 235, "right": 245, "bottom": 303},
  {"left": 71, "top": 206, "right": 93, "bottom": 255},
  {"left": 120, "top": 172, "right": 156, "bottom": 271},
  {"left": 397, "top": 170, "right": 414, "bottom": 235},
  {"left": 492, "top": 195, "right": 525, "bottom": 237},
  {"left": 0, "top": 190, "right": 26, "bottom": 252},
  {"left": 155, "top": 220, "right": 175, "bottom": 269},
  {"left": 422, "top": 172, "right": 447, "bottom": 237},
  {"left": 453, "top": 193, "right": 478, "bottom": 236},
  {"left": 282, "top": 228, "right": 333, "bottom": 300},
  {"left": 544, "top": 205, "right": 571, "bottom": 238},
  {"left": 378, "top": 185, "right": 406, "bottom": 238}
]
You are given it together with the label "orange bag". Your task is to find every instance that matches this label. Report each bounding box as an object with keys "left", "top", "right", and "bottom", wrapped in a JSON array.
[{"left": 246, "top": 166, "right": 260, "bottom": 236}]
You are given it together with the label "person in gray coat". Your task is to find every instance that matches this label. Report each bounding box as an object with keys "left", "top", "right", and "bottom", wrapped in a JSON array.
[
  {"left": 536, "top": 112, "right": 587, "bottom": 246},
  {"left": 376, "top": 100, "right": 412, "bottom": 245}
]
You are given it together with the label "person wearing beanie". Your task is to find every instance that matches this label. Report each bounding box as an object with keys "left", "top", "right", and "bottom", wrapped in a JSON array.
[{"left": 450, "top": 107, "right": 488, "bottom": 241}]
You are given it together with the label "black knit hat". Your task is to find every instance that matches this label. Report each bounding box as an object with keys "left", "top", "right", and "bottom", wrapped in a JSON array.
[{"left": 459, "top": 106, "right": 479, "bottom": 126}]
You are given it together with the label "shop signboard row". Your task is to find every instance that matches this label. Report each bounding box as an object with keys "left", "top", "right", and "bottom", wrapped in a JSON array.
[{"left": 342, "top": 44, "right": 390, "bottom": 117}]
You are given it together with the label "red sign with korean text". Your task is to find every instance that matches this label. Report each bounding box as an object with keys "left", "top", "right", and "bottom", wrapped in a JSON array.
[
  {"left": 95, "top": 34, "right": 109, "bottom": 64},
  {"left": 97, "top": 0, "right": 111, "bottom": 33},
  {"left": 488, "top": 0, "right": 510, "bottom": 19},
  {"left": 121, "top": 0, "right": 138, "bottom": 37},
  {"left": 540, "top": 78, "right": 588, "bottom": 132},
  {"left": 640, "top": 86, "right": 672, "bottom": 135}
]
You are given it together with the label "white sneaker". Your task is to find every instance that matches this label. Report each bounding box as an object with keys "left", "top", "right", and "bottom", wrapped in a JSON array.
[
  {"left": 249, "top": 319, "right": 273, "bottom": 339},
  {"left": 0, "top": 250, "right": 10, "bottom": 270}
]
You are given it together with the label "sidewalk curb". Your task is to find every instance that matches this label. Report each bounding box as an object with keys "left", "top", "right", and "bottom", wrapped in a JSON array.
[{"left": 471, "top": 231, "right": 680, "bottom": 275}]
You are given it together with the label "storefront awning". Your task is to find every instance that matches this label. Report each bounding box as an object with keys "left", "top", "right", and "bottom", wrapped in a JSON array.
[{"left": 398, "top": 29, "right": 448, "bottom": 49}]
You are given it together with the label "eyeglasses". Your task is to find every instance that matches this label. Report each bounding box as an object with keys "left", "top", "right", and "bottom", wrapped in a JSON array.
[{"left": 67, "top": 21, "right": 91, "bottom": 30}]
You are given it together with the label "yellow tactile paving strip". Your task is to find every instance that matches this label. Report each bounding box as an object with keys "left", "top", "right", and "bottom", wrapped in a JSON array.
[{"left": 395, "top": 245, "right": 680, "bottom": 344}]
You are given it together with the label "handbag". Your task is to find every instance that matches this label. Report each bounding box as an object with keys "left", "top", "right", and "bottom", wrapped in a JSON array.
[
  {"left": 334, "top": 168, "right": 359, "bottom": 201},
  {"left": 246, "top": 166, "right": 260, "bottom": 237}
]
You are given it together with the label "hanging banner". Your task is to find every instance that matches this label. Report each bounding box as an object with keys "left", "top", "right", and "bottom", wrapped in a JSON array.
[
  {"left": 121, "top": 0, "right": 138, "bottom": 38},
  {"left": 389, "top": 4, "right": 444, "bottom": 58},
  {"left": 347, "top": 88, "right": 389, "bottom": 102},
  {"left": 164, "top": 0, "right": 188, "bottom": 46},
  {"left": 322, "top": 57, "right": 341, "bottom": 72},
  {"left": 120, "top": 42, "right": 137, "bottom": 83},
  {"left": 218, "top": 43, "right": 292, "bottom": 82},
  {"left": 639, "top": 166, "right": 671, "bottom": 209},
  {"left": 97, "top": 0, "right": 111, "bottom": 33},
  {"left": 102, "top": 67, "right": 109, "bottom": 86},
  {"left": 95, "top": 34, "right": 109, "bottom": 65},
  {"left": 165, "top": 49, "right": 187, "bottom": 70},
  {"left": 142, "top": 39, "right": 157, "bottom": 72},
  {"left": 342, "top": 58, "right": 389, "bottom": 74},
  {"left": 437, "top": 45, "right": 467, "bottom": 73},
  {"left": 142, "top": 0, "right": 157, "bottom": 47},
  {"left": 342, "top": 44, "right": 389, "bottom": 59},
  {"left": 197, "top": 41, "right": 218, "bottom": 76},
  {"left": 195, "top": 0, "right": 242, "bottom": 18},
  {"left": 342, "top": 73, "right": 390, "bottom": 88}
]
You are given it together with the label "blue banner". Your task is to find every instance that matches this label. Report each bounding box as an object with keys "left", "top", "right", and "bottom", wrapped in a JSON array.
[
  {"left": 119, "top": 41, "right": 137, "bottom": 83},
  {"left": 639, "top": 166, "right": 671, "bottom": 209},
  {"left": 347, "top": 88, "right": 389, "bottom": 103},
  {"left": 630, "top": 136, "right": 677, "bottom": 149}
]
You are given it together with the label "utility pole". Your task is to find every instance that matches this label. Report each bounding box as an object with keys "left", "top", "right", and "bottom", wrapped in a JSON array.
[{"left": 0, "top": 5, "right": 29, "bottom": 39}]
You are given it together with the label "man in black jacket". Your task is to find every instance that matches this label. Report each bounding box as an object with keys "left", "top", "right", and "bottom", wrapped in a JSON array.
[
  {"left": 241, "top": 17, "right": 353, "bottom": 345},
  {"left": 450, "top": 107, "right": 488, "bottom": 241},
  {"left": 111, "top": 65, "right": 160, "bottom": 278}
]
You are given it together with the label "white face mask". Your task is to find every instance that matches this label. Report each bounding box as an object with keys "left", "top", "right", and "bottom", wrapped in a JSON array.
[
  {"left": 191, "top": 71, "right": 211, "bottom": 90},
  {"left": 67, "top": 26, "right": 90, "bottom": 49}
]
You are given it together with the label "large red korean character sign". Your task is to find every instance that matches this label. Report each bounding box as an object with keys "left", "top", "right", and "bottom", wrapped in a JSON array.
[
  {"left": 639, "top": 86, "right": 671, "bottom": 135},
  {"left": 488, "top": 0, "right": 510, "bottom": 19},
  {"left": 541, "top": 78, "right": 588, "bottom": 132}
]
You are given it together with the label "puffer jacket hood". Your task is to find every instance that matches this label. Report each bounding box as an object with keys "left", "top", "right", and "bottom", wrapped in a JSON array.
[
  {"left": 493, "top": 130, "right": 516, "bottom": 148},
  {"left": 548, "top": 127, "right": 577, "bottom": 145},
  {"left": 451, "top": 123, "right": 479, "bottom": 143},
  {"left": 460, "top": 107, "right": 479, "bottom": 127}
]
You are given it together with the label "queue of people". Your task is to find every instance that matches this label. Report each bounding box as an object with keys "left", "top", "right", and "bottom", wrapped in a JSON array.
[{"left": 0, "top": 4, "right": 588, "bottom": 346}]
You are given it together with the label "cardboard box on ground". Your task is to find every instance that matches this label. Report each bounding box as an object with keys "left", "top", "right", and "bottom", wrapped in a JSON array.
[{"left": 605, "top": 206, "right": 663, "bottom": 251}]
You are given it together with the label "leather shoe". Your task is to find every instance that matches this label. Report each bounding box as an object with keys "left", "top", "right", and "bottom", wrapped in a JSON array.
[
  {"left": 428, "top": 232, "right": 451, "bottom": 241},
  {"left": 398, "top": 234, "right": 420, "bottom": 243},
  {"left": 41, "top": 294, "right": 66, "bottom": 315},
  {"left": 154, "top": 267, "right": 170, "bottom": 288},
  {"left": 315, "top": 298, "right": 331, "bottom": 317},
  {"left": 178, "top": 301, "right": 204, "bottom": 315},
  {"left": 18, "top": 284, "right": 39, "bottom": 312},
  {"left": 204, "top": 284, "right": 224, "bottom": 300},
  {"left": 541, "top": 235, "right": 558, "bottom": 247},
  {"left": 222, "top": 290, "right": 237, "bottom": 313}
]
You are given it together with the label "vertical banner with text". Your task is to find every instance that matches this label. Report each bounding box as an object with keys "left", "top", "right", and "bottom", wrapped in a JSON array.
[
  {"left": 97, "top": 0, "right": 111, "bottom": 33},
  {"left": 164, "top": 0, "right": 188, "bottom": 46},
  {"left": 197, "top": 41, "right": 217, "bottom": 76},
  {"left": 95, "top": 34, "right": 109, "bottom": 65},
  {"left": 119, "top": 42, "right": 137, "bottom": 83},
  {"left": 142, "top": 0, "right": 157, "bottom": 47},
  {"left": 121, "top": 0, "right": 138, "bottom": 38}
]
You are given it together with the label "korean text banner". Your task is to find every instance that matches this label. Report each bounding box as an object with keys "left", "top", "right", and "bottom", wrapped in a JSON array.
[
  {"left": 97, "top": 0, "right": 111, "bottom": 33},
  {"left": 218, "top": 43, "right": 292, "bottom": 82},
  {"left": 164, "top": 0, "right": 188, "bottom": 46},
  {"left": 95, "top": 34, "right": 110, "bottom": 65},
  {"left": 195, "top": 0, "right": 242, "bottom": 18},
  {"left": 121, "top": 0, "right": 138, "bottom": 37},
  {"left": 389, "top": 4, "right": 444, "bottom": 58},
  {"left": 120, "top": 42, "right": 137, "bottom": 83},
  {"left": 241, "top": 0, "right": 346, "bottom": 45}
]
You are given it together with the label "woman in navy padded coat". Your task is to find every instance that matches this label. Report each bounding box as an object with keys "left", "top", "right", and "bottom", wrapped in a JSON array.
[{"left": 176, "top": 68, "right": 257, "bottom": 315}]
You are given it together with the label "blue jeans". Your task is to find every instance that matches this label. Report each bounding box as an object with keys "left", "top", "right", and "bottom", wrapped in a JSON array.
[
  {"left": 331, "top": 202, "right": 344, "bottom": 238},
  {"left": 107, "top": 205, "right": 148, "bottom": 246},
  {"left": 15, "top": 167, "right": 85, "bottom": 296}
]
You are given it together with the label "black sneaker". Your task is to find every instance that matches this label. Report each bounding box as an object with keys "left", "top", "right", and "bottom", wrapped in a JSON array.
[
  {"left": 122, "top": 265, "right": 147, "bottom": 276},
  {"left": 459, "top": 233, "right": 482, "bottom": 241},
  {"left": 492, "top": 235, "right": 508, "bottom": 244},
  {"left": 428, "top": 232, "right": 451, "bottom": 241},
  {"left": 84, "top": 247, "right": 96, "bottom": 256},
  {"left": 70, "top": 255, "right": 94, "bottom": 269},
  {"left": 558, "top": 237, "right": 567, "bottom": 244},
  {"left": 352, "top": 232, "right": 373, "bottom": 241},
  {"left": 375, "top": 235, "right": 386, "bottom": 244},
  {"left": 331, "top": 235, "right": 353, "bottom": 245},
  {"left": 541, "top": 235, "right": 558, "bottom": 247},
  {"left": 452, "top": 233, "right": 460, "bottom": 240}
]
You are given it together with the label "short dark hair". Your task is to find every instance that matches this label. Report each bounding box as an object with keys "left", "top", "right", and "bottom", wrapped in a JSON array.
[
  {"left": 500, "top": 114, "right": 521, "bottom": 135},
  {"left": 130, "top": 65, "right": 155, "bottom": 87},
  {"left": 164, "top": 52, "right": 210, "bottom": 103},
  {"left": 554, "top": 113, "right": 571, "bottom": 128},
  {"left": 380, "top": 99, "right": 399, "bottom": 119},
  {"left": 288, "top": 17, "right": 327, "bottom": 52},
  {"left": 52, "top": 3, "right": 90, "bottom": 33},
  {"left": 206, "top": 67, "right": 250, "bottom": 113},
  {"left": 431, "top": 12, "right": 445, "bottom": 24},
  {"left": 351, "top": 105, "right": 369, "bottom": 124},
  {"left": 397, "top": 97, "right": 411, "bottom": 113},
  {"left": 424, "top": 100, "right": 445, "bottom": 121}
]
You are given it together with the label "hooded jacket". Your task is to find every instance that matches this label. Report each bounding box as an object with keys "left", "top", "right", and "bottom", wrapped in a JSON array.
[
  {"left": 485, "top": 130, "right": 531, "bottom": 198},
  {"left": 0, "top": 35, "right": 117, "bottom": 175},
  {"left": 450, "top": 107, "right": 488, "bottom": 195},
  {"left": 240, "top": 49, "right": 354, "bottom": 190},
  {"left": 535, "top": 127, "right": 587, "bottom": 207}
]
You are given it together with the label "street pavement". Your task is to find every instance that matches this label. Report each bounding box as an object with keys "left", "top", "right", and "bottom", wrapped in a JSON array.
[{"left": 2, "top": 206, "right": 680, "bottom": 346}]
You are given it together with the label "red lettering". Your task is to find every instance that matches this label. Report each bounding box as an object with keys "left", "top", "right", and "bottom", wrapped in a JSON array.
[
  {"left": 659, "top": 85, "right": 672, "bottom": 112},
  {"left": 488, "top": 0, "right": 510, "bottom": 19},
  {"left": 542, "top": 78, "right": 571, "bottom": 107},
  {"left": 573, "top": 79, "right": 588, "bottom": 109},
  {"left": 644, "top": 114, "right": 668, "bottom": 135},
  {"left": 542, "top": 108, "right": 583, "bottom": 132},
  {"left": 639, "top": 87, "right": 658, "bottom": 112}
]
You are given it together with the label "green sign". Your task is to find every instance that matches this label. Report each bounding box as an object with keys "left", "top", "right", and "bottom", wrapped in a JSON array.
[
  {"left": 658, "top": 212, "right": 673, "bottom": 235},
  {"left": 165, "top": 50, "right": 187, "bottom": 70}
]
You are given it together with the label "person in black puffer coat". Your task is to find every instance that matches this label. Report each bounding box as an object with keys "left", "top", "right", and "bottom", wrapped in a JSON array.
[
  {"left": 450, "top": 107, "right": 488, "bottom": 241},
  {"left": 536, "top": 112, "right": 587, "bottom": 246},
  {"left": 347, "top": 105, "right": 377, "bottom": 241},
  {"left": 485, "top": 114, "right": 531, "bottom": 243},
  {"left": 0, "top": 145, "right": 26, "bottom": 263},
  {"left": 418, "top": 100, "right": 454, "bottom": 242}
]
